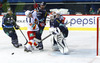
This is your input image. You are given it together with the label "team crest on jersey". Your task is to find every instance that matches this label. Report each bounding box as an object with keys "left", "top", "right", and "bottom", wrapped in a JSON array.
[{"left": 30, "top": 33, "right": 34, "bottom": 37}]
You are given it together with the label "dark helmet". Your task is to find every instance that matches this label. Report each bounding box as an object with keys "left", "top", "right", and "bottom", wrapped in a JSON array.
[{"left": 40, "top": 2, "right": 46, "bottom": 6}]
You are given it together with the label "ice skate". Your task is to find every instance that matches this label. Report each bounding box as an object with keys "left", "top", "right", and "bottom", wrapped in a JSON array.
[
  {"left": 24, "top": 46, "right": 32, "bottom": 52},
  {"left": 12, "top": 43, "right": 22, "bottom": 48},
  {"left": 24, "top": 44, "right": 32, "bottom": 52}
]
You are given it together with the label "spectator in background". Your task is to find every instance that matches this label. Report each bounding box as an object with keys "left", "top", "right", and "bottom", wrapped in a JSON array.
[
  {"left": 97, "top": 8, "right": 100, "bottom": 14},
  {"left": 0, "top": 1, "right": 2, "bottom": 15},
  {"left": 89, "top": 8, "right": 95, "bottom": 14}
]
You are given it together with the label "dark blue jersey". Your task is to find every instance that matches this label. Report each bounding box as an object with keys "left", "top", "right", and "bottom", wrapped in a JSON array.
[
  {"left": 2, "top": 13, "right": 16, "bottom": 28},
  {"left": 50, "top": 18, "right": 62, "bottom": 28},
  {"left": 54, "top": 18, "right": 62, "bottom": 27},
  {"left": 50, "top": 18, "right": 68, "bottom": 37},
  {"left": 37, "top": 8, "right": 47, "bottom": 24}
]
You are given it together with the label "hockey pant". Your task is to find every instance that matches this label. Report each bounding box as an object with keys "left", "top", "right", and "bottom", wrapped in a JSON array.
[
  {"left": 51, "top": 34, "right": 67, "bottom": 51},
  {"left": 25, "top": 31, "right": 38, "bottom": 49},
  {"left": 36, "top": 26, "right": 44, "bottom": 48},
  {"left": 3, "top": 28, "right": 19, "bottom": 45}
]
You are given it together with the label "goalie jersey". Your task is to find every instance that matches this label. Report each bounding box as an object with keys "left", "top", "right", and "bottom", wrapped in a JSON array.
[{"left": 53, "top": 18, "right": 68, "bottom": 37}]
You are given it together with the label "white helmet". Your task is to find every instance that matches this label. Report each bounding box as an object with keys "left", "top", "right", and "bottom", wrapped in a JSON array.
[{"left": 25, "top": 10, "right": 32, "bottom": 16}]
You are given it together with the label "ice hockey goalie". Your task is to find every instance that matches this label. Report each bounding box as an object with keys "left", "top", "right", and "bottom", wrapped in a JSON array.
[{"left": 49, "top": 11, "right": 69, "bottom": 54}]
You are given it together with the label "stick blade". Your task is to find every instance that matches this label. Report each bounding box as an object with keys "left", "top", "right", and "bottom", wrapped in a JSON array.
[{"left": 34, "top": 38, "right": 41, "bottom": 42}]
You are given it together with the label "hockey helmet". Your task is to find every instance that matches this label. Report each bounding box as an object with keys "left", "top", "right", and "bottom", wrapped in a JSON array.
[{"left": 25, "top": 10, "right": 32, "bottom": 16}]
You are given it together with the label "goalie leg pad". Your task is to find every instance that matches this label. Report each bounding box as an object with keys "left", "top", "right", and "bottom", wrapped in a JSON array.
[
  {"left": 57, "top": 35, "right": 69, "bottom": 54},
  {"left": 55, "top": 28, "right": 69, "bottom": 54},
  {"left": 52, "top": 37, "right": 59, "bottom": 51}
]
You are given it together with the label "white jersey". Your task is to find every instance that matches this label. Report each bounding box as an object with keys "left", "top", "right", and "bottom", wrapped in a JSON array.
[{"left": 26, "top": 16, "right": 39, "bottom": 31}]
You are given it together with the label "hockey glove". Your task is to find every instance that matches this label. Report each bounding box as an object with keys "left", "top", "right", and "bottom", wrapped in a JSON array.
[
  {"left": 15, "top": 25, "right": 19, "bottom": 30},
  {"left": 59, "top": 23, "right": 64, "bottom": 26},
  {"left": 34, "top": 3, "right": 38, "bottom": 9},
  {"left": 49, "top": 27, "right": 60, "bottom": 35},
  {"left": 39, "top": 23, "right": 45, "bottom": 27},
  {"left": 39, "top": 18, "right": 44, "bottom": 22}
]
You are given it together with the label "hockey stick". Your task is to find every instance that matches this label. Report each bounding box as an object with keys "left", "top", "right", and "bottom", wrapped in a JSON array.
[
  {"left": 34, "top": 34, "right": 52, "bottom": 42},
  {"left": 33, "top": 0, "right": 39, "bottom": 10},
  {"left": 33, "top": 0, "right": 36, "bottom": 3},
  {"left": 19, "top": 29, "right": 28, "bottom": 45}
]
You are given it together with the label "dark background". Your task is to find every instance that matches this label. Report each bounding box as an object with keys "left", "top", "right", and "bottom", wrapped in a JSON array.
[{"left": 0, "top": 0, "right": 100, "bottom": 14}]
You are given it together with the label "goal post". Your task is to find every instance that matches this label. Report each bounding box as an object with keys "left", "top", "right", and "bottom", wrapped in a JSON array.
[{"left": 97, "top": 17, "right": 99, "bottom": 56}]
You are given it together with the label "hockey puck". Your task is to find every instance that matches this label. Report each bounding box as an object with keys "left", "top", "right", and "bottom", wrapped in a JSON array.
[{"left": 12, "top": 52, "right": 14, "bottom": 55}]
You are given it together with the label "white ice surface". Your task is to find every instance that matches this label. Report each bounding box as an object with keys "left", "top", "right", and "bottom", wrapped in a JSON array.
[{"left": 0, "top": 30, "right": 100, "bottom": 63}]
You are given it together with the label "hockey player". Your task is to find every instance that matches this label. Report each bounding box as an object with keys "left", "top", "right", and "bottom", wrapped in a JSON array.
[
  {"left": 24, "top": 10, "right": 39, "bottom": 52},
  {"left": 2, "top": 9, "right": 22, "bottom": 48},
  {"left": 49, "top": 12, "right": 69, "bottom": 54},
  {"left": 36, "top": 2, "right": 47, "bottom": 50}
]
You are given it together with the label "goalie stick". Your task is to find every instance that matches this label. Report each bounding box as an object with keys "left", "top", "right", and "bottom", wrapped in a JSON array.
[
  {"left": 34, "top": 34, "right": 52, "bottom": 42},
  {"left": 33, "top": 21, "right": 70, "bottom": 43},
  {"left": 34, "top": 32, "right": 69, "bottom": 54},
  {"left": 34, "top": 19, "right": 71, "bottom": 42}
]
